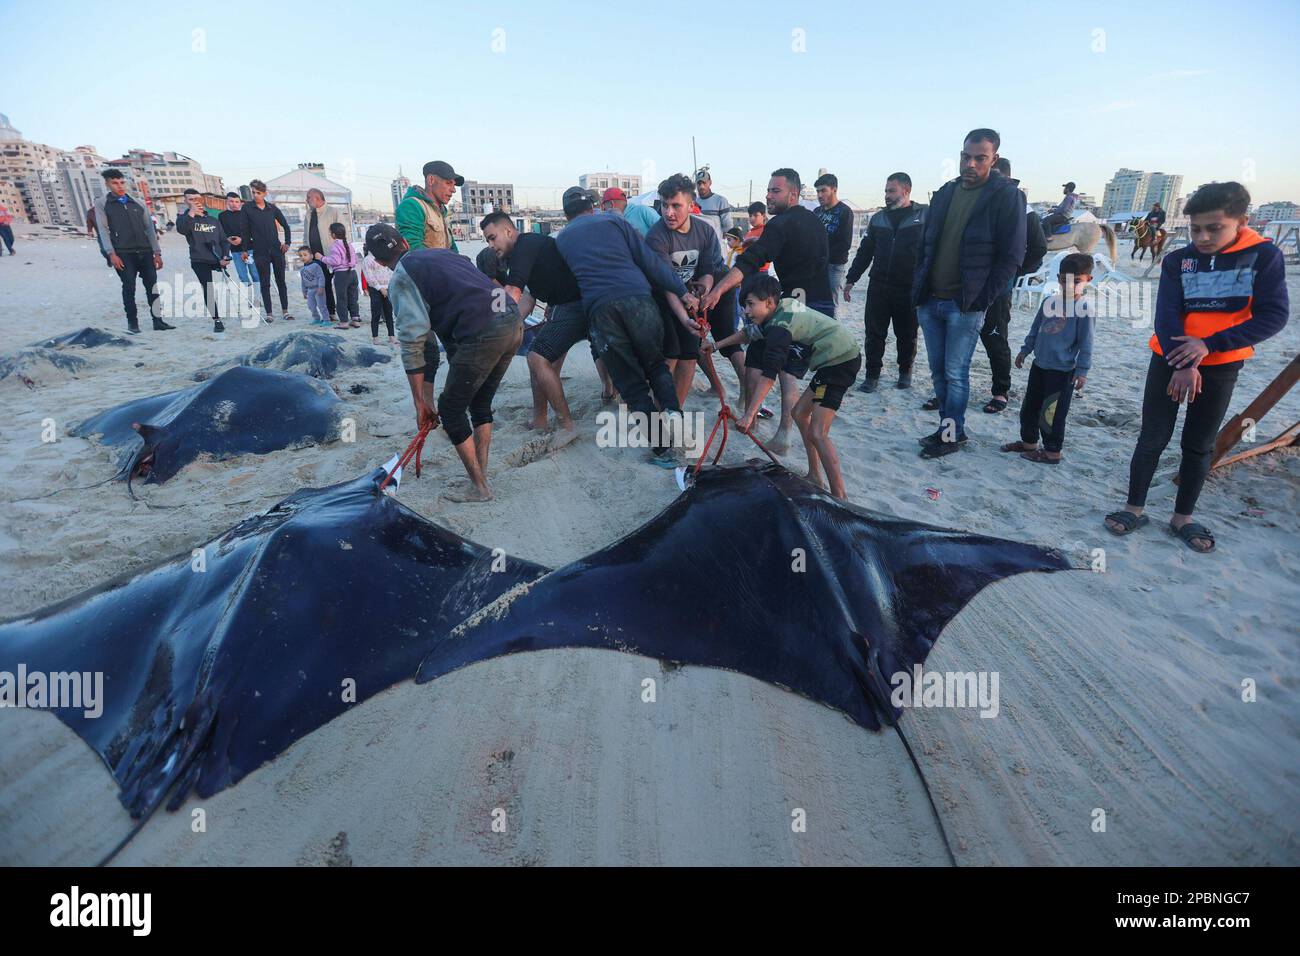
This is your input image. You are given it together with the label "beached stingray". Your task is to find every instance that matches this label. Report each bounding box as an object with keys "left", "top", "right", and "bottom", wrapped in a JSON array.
[
  {"left": 0, "top": 469, "right": 549, "bottom": 818},
  {"left": 417, "top": 464, "right": 1075, "bottom": 730},
  {"left": 0, "top": 462, "right": 1071, "bottom": 820},
  {"left": 29, "top": 327, "right": 134, "bottom": 349},
  {"left": 69, "top": 364, "right": 345, "bottom": 484},
  {"left": 193, "top": 330, "right": 390, "bottom": 382},
  {"left": 0, "top": 347, "right": 89, "bottom": 389}
]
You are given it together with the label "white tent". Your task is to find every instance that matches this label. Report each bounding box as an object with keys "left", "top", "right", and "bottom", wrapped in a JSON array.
[{"left": 263, "top": 168, "right": 355, "bottom": 240}]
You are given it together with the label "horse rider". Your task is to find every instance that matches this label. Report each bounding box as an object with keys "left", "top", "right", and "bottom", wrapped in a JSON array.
[{"left": 1041, "top": 181, "right": 1078, "bottom": 236}]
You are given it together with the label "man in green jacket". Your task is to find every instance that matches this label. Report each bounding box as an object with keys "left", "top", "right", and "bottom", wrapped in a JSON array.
[{"left": 396, "top": 160, "right": 461, "bottom": 252}]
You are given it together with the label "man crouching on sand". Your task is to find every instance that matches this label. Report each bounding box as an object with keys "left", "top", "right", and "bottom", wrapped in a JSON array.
[{"left": 366, "top": 223, "right": 523, "bottom": 502}]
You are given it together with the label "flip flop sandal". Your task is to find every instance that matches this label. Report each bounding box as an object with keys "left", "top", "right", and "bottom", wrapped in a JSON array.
[
  {"left": 922, "top": 397, "right": 940, "bottom": 411},
  {"left": 757, "top": 406, "right": 774, "bottom": 420},
  {"left": 1170, "top": 522, "right": 1216, "bottom": 553},
  {"left": 1104, "top": 511, "right": 1149, "bottom": 536},
  {"left": 983, "top": 397, "right": 1009, "bottom": 413},
  {"left": 1020, "top": 449, "right": 1061, "bottom": 464}
]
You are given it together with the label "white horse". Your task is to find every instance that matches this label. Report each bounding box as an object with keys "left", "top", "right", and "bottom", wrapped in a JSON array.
[{"left": 1044, "top": 217, "right": 1118, "bottom": 261}]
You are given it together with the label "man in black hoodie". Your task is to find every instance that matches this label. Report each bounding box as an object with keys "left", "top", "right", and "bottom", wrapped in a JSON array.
[
  {"left": 845, "top": 172, "right": 927, "bottom": 391},
  {"left": 176, "top": 189, "right": 231, "bottom": 333},
  {"left": 244, "top": 179, "right": 293, "bottom": 321},
  {"left": 814, "top": 172, "right": 855, "bottom": 310},
  {"left": 911, "top": 128, "right": 1026, "bottom": 458}
]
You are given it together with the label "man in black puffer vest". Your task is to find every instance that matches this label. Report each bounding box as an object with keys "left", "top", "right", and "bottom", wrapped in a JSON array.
[{"left": 911, "top": 128, "right": 1026, "bottom": 459}]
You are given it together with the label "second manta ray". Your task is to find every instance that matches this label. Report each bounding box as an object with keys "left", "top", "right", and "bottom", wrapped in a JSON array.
[{"left": 419, "top": 464, "right": 1073, "bottom": 729}]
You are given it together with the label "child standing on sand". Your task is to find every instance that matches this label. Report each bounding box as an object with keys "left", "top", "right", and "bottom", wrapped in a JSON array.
[
  {"left": 706, "top": 274, "right": 861, "bottom": 499},
  {"left": 297, "top": 246, "right": 329, "bottom": 325},
  {"left": 362, "top": 251, "right": 396, "bottom": 346},
  {"left": 1000, "top": 252, "right": 1095, "bottom": 464},
  {"left": 322, "top": 222, "right": 361, "bottom": 330},
  {"left": 1103, "top": 181, "right": 1289, "bottom": 553}
]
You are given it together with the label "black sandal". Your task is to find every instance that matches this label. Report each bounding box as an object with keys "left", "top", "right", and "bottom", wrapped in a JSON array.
[
  {"left": 983, "top": 397, "right": 1009, "bottom": 413},
  {"left": 1020, "top": 448, "right": 1060, "bottom": 464},
  {"left": 1170, "top": 522, "right": 1215, "bottom": 553},
  {"left": 1104, "top": 511, "right": 1149, "bottom": 536}
]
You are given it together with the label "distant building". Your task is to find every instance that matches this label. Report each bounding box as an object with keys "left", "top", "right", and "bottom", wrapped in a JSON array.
[
  {"left": 390, "top": 171, "right": 410, "bottom": 213},
  {"left": 0, "top": 113, "right": 62, "bottom": 224},
  {"left": 1256, "top": 200, "right": 1300, "bottom": 223},
  {"left": 579, "top": 172, "right": 641, "bottom": 195},
  {"left": 109, "top": 148, "right": 224, "bottom": 208},
  {"left": 1145, "top": 172, "right": 1183, "bottom": 213},
  {"left": 0, "top": 177, "right": 26, "bottom": 223},
  {"left": 461, "top": 181, "right": 514, "bottom": 214},
  {"left": 1101, "top": 168, "right": 1183, "bottom": 218},
  {"left": 1101, "top": 169, "right": 1149, "bottom": 218}
]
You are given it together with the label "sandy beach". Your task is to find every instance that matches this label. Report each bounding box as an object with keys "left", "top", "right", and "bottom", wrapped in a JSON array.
[{"left": 1, "top": 223, "right": 1296, "bottom": 865}]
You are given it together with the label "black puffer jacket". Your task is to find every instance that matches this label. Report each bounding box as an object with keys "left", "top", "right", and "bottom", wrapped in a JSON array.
[
  {"left": 845, "top": 203, "right": 927, "bottom": 288},
  {"left": 912, "top": 171, "right": 1027, "bottom": 312}
]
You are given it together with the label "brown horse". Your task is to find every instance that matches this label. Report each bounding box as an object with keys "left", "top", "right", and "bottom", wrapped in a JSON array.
[{"left": 1130, "top": 218, "right": 1168, "bottom": 261}]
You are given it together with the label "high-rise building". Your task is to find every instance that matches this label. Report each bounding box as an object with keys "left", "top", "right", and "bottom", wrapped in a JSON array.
[
  {"left": 391, "top": 171, "right": 410, "bottom": 213},
  {"left": 1255, "top": 200, "right": 1299, "bottom": 223},
  {"left": 108, "top": 148, "right": 224, "bottom": 205},
  {"left": 1101, "top": 168, "right": 1185, "bottom": 218},
  {"left": 460, "top": 181, "right": 514, "bottom": 214},
  {"left": 1145, "top": 172, "right": 1183, "bottom": 213},
  {"left": 1101, "top": 168, "right": 1150, "bottom": 218},
  {"left": 0, "top": 177, "right": 25, "bottom": 222},
  {"left": 0, "top": 113, "right": 62, "bottom": 224},
  {"left": 578, "top": 172, "right": 641, "bottom": 195}
]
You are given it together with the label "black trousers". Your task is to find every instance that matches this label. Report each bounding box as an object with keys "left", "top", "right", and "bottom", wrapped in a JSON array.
[
  {"left": 1020, "top": 363, "right": 1074, "bottom": 452},
  {"left": 117, "top": 249, "right": 160, "bottom": 325},
  {"left": 368, "top": 288, "right": 393, "bottom": 337},
  {"left": 253, "top": 248, "right": 288, "bottom": 313},
  {"left": 191, "top": 262, "right": 221, "bottom": 320},
  {"left": 1127, "top": 353, "right": 1242, "bottom": 515},
  {"left": 980, "top": 292, "right": 1013, "bottom": 397},
  {"left": 320, "top": 259, "right": 336, "bottom": 316},
  {"left": 862, "top": 281, "right": 917, "bottom": 378},
  {"left": 588, "top": 295, "right": 679, "bottom": 420}
]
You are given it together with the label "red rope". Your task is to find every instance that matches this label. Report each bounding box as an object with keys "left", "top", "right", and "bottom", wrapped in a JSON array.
[
  {"left": 692, "top": 309, "right": 781, "bottom": 479},
  {"left": 377, "top": 422, "right": 433, "bottom": 493}
]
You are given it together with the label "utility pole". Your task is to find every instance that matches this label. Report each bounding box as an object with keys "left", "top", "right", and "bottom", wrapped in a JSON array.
[{"left": 691, "top": 136, "right": 697, "bottom": 177}]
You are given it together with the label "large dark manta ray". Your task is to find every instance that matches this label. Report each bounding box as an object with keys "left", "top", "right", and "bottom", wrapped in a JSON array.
[
  {"left": 417, "top": 464, "right": 1074, "bottom": 730},
  {"left": 29, "top": 327, "right": 135, "bottom": 349},
  {"left": 68, "top": 365, "right": 344, "bottom": 484},
  {"left": 0, "top": 469, "right": 548, "bottom": 818},
  {"left": 193, "top": 330, "right": 391, "bottom": 382},
  {"left": 0, "top": 463, "right": 1071, "bottom": 820}
]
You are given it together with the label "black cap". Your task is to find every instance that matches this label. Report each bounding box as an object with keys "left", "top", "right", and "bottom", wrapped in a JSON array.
[
  {"left": 423, "top": 160, "right": 464, "bottom": 186},
  {"left": 1063, "top": 182, "right": 1076, "bottom": 191},
  {"left": 562, "top": 186, "right": 594, "bottom": 216},
  {"left": 364, "top": 223, "right": 403, "bottom": 261}
]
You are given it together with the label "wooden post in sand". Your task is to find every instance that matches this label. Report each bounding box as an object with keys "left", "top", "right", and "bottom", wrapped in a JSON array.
[{"left": 1207, "top": 353, "right": 1300, "bottom": 472}]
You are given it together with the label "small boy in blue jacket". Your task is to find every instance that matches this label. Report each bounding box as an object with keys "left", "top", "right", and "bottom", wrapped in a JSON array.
[
  {"left": 1000, "top": 252, "right": 1095, "bottom": 463},
  {"left": 297, "top": 245, "right": 329, "bottom": 325}
]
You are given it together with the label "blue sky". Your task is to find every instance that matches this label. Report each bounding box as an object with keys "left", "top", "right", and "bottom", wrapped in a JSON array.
[{"left": 3, "top": 0, "right": 1297, "bottom": 210}]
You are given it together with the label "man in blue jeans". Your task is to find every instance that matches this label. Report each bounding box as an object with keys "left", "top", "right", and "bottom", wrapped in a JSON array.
[
  {"left": 218, "top": 193, "right": 260, "bottom": 288},
  {"left": 911, "top": 128, "right": 1026, "bottom": 458}
]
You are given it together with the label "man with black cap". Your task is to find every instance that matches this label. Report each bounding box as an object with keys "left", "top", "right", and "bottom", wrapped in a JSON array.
[
  {"left": 1042, "top": 181, "right": 1078, "bottom": 236},
  {"left": 365, "top": 222, "right": 523, "bottom": 502},
  {"left": 554, "top": 185, "right": 700, "bottom": 468},
  {"left": 395, "top": 160, "right": 461, "bottom": 252}
]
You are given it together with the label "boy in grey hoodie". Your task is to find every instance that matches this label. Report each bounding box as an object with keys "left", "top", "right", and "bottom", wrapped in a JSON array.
[
  {"left": 297, "top": 246, "right": 329, "bottom": 324},
  {"left": 1001, "top": 253, "right": 1095, "bottom": 463}
]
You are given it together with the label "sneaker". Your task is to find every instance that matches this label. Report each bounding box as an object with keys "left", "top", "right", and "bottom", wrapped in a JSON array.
[
  {"left": 922, "top": 395, "right": 940, "bottom": 411},
  {"left": 897, "top": 370, "right": 913, "bottom": 389},
  {"left": 857, "top": 376, "right": 880, "bottom": 394},
  {"left": 152, "top": 319, "right": 176, "bottom": 331},
  {"left": 920, "top": 439, "right": 963, "bottom": 459},
  {"left": 213, "top": 320, "right": 225, "bottom": 334},
  {"left": 919, "top": 429, "right": 969, "bottom": 448}
]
